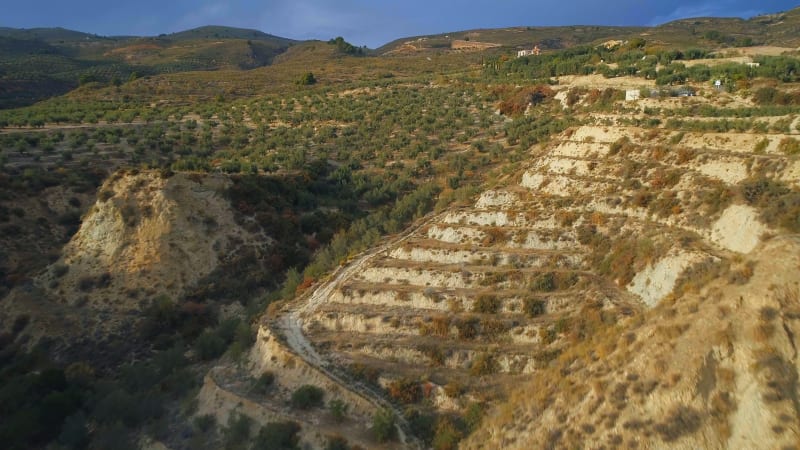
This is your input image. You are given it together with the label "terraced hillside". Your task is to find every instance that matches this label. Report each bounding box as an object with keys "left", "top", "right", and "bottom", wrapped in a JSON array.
[
  {"left": 3, "top": 18, "right": 800, "bottom": 447},
  {"left": 222, "top": 80, "right": 800, "bottom": 448}
]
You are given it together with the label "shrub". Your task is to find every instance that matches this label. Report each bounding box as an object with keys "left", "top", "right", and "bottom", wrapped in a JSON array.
[
  {"left": 463, "top": 402, "right": 484, "bottom": 432},
  {"left": 194, "top": 330, "right": 226, "bottom": 361},
  {"left": 754, "top": 138, "right": 769, "bottom": 154},
  {"left": 432, "top": 416, "right": 464, "bottom": 450},
  {"left": 455, "top": 316, "right": 480, "bottom": 340},
  {"left": 555, "top": 210, "right": 578, "bottom": 226},
  {"left": 530, "top": 272, "right": 556, "bottom": 292},
  {"left": 523, "top": 297, "right": 546, "bottom": 317},
  {"left": 405, "top": 408, "right": 436, "bottom": 444},
  {"left": 372, "top": 408, "right": 397, "bottom": 442},
  {"left": 443, "top": 381, "right": 464, "bottom": 398},
  {"left": 739, "top": 178, "right": 800, "bottom": 232},
  {"left": 252, "top": 421, "right": 301, "bottom": 450},
  {"left": 57, "top": 412, "right": 89, "bottom": 449},
  {"left": 77, "top": 273, "right": 111, "bottom": 292},
  {"left": 609, "top": 137, "right": 626, "bottom": 155},
  {"left": 481, "top": 227, "right": 507, "bottom": 245},
  {"left": 98, "top": 189, "right": 114, "bottom": 202},
  {"left": 470, "top": 352, "right": 498, "bottom": 376},
  {"left": 388, "top": 378, "right": 422, "bottom": 404},
  {"left": 297, "top": 72, "right": 317, "bottom": 86},
  {"left": 654, "top": 406, "right": 702, "bottom": 442},
  {"left": 778, "top": 137, "right": 800, "bottom": 155},
  {"left": 419, "top": 344, "right": 445, "bottom": 366},
  {"left": 223, "top": 413, "right": 253, "bottom": 449},
  {"left": 326, "top": 435, "right": 350, "bottom": 450},
  {"left": 253, "top": 371, "right": 275, "bottom": 395},
  {"left": 52, "top": 263, "right": 69, "bottom": 278},
  {"left": 291, "top": 385, "right": 325, "bottom": 409},
  {"left": 193, "top": 414, "right": 216, "bottom": 432},
  {"left": 93, "top": 389, "right": 145, "bottom": 427},
  {"left": 349, "top": 363, "right": 380, "bottom": 384},
  {"left": 329, "top": 399, "right": 348, "bottom": 422},
  {"left": 91, "top": 424, "right": 136, "bottom": 450},
  {"left": 472, "top": 295, "right": 501, "bottom": 314}
]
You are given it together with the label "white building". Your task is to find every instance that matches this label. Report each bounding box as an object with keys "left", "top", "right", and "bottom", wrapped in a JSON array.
[
  {"left": 625, "top": 90, "right": 641, "bottom": 101},
  {"left": 517, "top": 45, "right": 541, "bottom": 58}
]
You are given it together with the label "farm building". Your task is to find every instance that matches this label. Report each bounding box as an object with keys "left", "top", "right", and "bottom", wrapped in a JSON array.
[
  {"left": 517, "top": 45, "right": 541, "bottom": 58},
  {"left": 625, "top": 90, "right": 641, "bottom": 101}
]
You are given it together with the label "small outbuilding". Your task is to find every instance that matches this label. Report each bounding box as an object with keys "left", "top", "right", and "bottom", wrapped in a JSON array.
[{"left": 625, "top": 90, "right": 641, "bottom": 101}]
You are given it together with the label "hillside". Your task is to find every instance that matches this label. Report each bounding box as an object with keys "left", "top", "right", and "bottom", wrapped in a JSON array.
[
  {"left": 0, "top": 26, "right": 297, "bottom": 108},
  {"left": 1, "top": 8, "right": 800, "bottom": 450},
  {"left": 164, "top": 25, "right": 296, "bottom": 45},
  {"left": 378, "top": 7, "right": 800, "bottom": 55}
]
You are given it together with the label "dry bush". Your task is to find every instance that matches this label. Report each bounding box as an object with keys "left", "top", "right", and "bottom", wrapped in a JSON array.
[
  {"left": 349, "top": 363, "right": 380, "bottom": 384},
  {"left": 443, "top": 381, "right": 464, "bottom": 398},
  {"left": 455, "top": 316, "right": 480, "bottom": 340},
  {"left": 727, "top": 261, "right": 755, "bottom": 284},
  {"left": 589, "top": 212, "right": 606, "bottom": 226},
  {"left": 608, "top": 136, "right": 635, "bottom": 156},
  {"left": 388, "top": 378, "right": 422, "bottom": 404},
  {"left": 674, "top": 259, "right": 729, "bottom": 295},
  {"left": 754, "top": 138, "right": 769, "bottom": 154},
  {"left": 470, "top": 352, "right": 498, "bottom": 376},
  {"left": 555, "top": 210, "right": 578, "bottom": 227},
  {"left": 523, "top": 297, "right": 546, "bottom": 317},
  {"left": 419, "top": 344, "right": 445, "bottom": 366},
  {"left": 676, "top": 147, "right": 696, "bottom": 164},
  {"left": 654, "top": 405, "right": 703, "bottom": 442},
  {"left": 631, "top": 189, "right": 654, "bottom": 207},
  {"left": 472, "top": 295, "right": 501, "bottom": 314},
  {"left": 496, "top": 85, "right": 555, "bottom": 115},
  {"left": 753, "top": 350, "right": 798, "bottom": 406},
  {"left": 481, "top": 227, "right": 508, "bottom": 246},
  {"left": 430, "top": 315, "right": 451, "bottom": 337},
  {"left": 481, "top": 318, "right": 510, "bottom": 340},
  {"left": 650, "top": 168, "right": 682, "bottom": 189},
  {"left": 778, "top": 137, "right": 800, "bottom": 155}
]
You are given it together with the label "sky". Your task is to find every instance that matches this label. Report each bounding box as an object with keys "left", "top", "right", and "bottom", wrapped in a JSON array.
[{"left": 3, "top": 0, "right": 799, "bottom": 48}]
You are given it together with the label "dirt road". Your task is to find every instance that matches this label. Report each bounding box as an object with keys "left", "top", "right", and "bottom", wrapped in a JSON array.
[{"left": 274, "top": 211, "right": 445, "bottom": 448}]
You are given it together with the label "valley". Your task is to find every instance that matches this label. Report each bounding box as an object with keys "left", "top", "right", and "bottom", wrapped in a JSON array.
[{"left": 1, "top": 9, "right": 800, "bottom": 450}]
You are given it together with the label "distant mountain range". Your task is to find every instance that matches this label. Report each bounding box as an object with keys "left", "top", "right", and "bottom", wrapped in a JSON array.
[
  {"left": 1, "top": 7, "right": 799, "bottom": 109},
  {"left": 0, "top": 26, "right": 298, "bottom": 108},
  {"left": 377, "top": 7, "right": 800, "bottom": 53}
]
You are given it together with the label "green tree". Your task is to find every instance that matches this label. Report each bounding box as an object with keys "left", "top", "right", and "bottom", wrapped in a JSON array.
[
  {"left": 252, "top": 421, "right": 301, "bottom": 450},
  {"left": 290, "top": 385, "right": 325, "bottom": 409},
  {"left": 329, "top": 399, "right": 348, "bottom": 422},
  {"left": 297, "top": 72, "right": 317, "bottom": 86},
  {"left": 223, "top": 413, "right": 253, "bottom": 450},
  {"left": 372, "top": 408, "right": 397, "bottom": 442}
]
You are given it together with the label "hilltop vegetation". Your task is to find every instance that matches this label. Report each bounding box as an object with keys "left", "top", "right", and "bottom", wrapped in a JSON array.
[
  {"left": 379, "top": 7, "right": 800, "bottom": 54},
  {"left": 4, "top": 6, "right": 800, "bottom": 109},
  {"left": 0, "top": 26, "right": 297, "bottom": 108}
]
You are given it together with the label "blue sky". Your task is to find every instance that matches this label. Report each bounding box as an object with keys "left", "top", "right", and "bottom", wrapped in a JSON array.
[{"left": 3, "top": 0, "right": 798, "bottom": 47}]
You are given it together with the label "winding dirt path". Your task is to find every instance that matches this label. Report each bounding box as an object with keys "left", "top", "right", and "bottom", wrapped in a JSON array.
[{"left": 274, "top": 211, "right": 445, "bottom": 448}]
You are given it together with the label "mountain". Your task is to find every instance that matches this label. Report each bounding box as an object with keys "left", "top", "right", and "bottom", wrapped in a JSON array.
[
  {"left": 0, "top": 26, "right": 298, "bottom": 108},
  {"left": 377, "top": 8, "right": 800, "bottom": 55},
  {"left": 164, "top": 25, "right": 297, "bottom": 45},
  {"left": 0, "top": 26, "right": 111, "bottom": 44}
]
